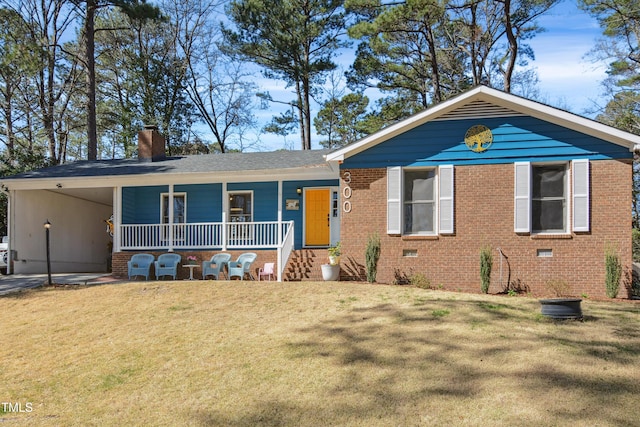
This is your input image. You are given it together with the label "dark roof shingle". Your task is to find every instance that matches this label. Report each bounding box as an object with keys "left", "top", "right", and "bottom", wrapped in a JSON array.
[{"left": 3, "top": 150, "right": 332, "bottom": 180}]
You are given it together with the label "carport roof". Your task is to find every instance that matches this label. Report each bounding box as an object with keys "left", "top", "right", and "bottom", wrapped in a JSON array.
[{"left": 2, "top": 149, "right": 333, "bottom": 181}]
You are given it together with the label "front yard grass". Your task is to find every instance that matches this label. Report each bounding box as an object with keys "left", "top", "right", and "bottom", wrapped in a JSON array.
[{"left": 1, "top": 280, "right": 639, "bottom": 426}]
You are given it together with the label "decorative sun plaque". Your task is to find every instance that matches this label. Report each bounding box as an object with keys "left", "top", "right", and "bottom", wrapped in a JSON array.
[{"left": 464, "top": 124, "right": 493, "bottom": 152}]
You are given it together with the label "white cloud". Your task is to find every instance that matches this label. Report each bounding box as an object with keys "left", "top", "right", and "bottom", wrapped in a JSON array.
[{"left": 526, "top": 1, "right": 609, "bottom": 115}]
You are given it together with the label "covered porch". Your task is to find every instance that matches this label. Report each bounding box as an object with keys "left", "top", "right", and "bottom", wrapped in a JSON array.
[
  {"left": 0, "top": 136, "right": 339, "bottom": 279},
  {"left": 114, "top": 219, "right": 295, "bottom": 282}
]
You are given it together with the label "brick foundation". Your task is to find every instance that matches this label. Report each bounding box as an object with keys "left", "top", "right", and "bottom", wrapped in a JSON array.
[
  {"left": 339, "top": 161, "right": 633, "bottom": 298},
  {"left": 113, "top": 250, "right": 278, "bottom": 281},
  {"left": 113, "top": 248, "right": 344, "bottom": 282}
]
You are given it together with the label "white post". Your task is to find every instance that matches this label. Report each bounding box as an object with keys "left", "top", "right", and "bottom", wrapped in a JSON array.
[
  {"left": 113, "top": 187, "right": 121, "bottom": 252},
  {"left": 222, "top": 182, "right": 228, "bottom": 251},
  {"left": 168, "top": 184, "right": 174, "bottom": 251},
  {"left": 277, "top": 180, "right": 283, "bottom": 282},
  {"left": 6, "top": 190, "right": 12, "bottom": 274},
  {"left": 221, "top": 211, "right": 228, "bottom": 251}
]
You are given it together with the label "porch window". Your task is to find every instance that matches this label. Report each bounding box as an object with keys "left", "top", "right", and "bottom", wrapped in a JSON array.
[
  {"left": 162, "top": 193, "right": 186, "bottom": 224},
  {"left": 229, "top": 192, "right": 252, "bottom": 222},
  {"left": 161, "top": 193, "right": 186, "bottom": 241}
]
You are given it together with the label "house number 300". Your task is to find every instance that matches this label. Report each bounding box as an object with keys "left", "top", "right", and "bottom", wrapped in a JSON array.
[{"left": 342, "top": 171, "right": 352, "bottom": 213}]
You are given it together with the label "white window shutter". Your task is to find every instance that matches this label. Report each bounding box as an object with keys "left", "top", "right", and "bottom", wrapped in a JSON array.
[
  {"left": 387, "top": 166, "right": 402, "bottom": 234},
  {"left": 514, "top": 162, "right": 531, "bottom": 233},
  {"left": 572, "top": 159, "right": 590, "bottom": 232},
  {"left": 439, "top": 165, "right": 454, "bottom": 234}
]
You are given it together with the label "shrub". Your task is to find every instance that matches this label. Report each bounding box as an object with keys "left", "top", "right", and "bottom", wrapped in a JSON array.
[
  {"left": 411, "top": 272, "right": 431, "bottom": 289},
  {"left": 605, "top": 247, "right": 622, "bottom": 298},
  {"left": 365, "top": 233, "right": 381, "bottom": 283},
  {"left": 631, "top": 272, "right": 640, "bottom": 298},
  {"left": 480, "top": 245, "right": 493, "bottom": 294},
  {"left": 545, "top": 279, "right": 570, "bottom": 297},
  {"left": 393, "top": 269, "right": 411, "bottom": 285},
  {"left": 633, "top": 228, "right": 640, "bottom": 262},
  {"left": 392, "top": 269, "right": 431, "bottom": 289}
]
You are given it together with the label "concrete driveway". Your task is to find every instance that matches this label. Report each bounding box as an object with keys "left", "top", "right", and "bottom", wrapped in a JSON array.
[{"left": 0, "top": 273, "right": 119, "bottom": 296}]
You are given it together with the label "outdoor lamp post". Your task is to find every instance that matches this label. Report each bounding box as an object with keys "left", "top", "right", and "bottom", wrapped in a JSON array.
[{"left": 44, "top": 220, "right": 52, "bottom": 286}]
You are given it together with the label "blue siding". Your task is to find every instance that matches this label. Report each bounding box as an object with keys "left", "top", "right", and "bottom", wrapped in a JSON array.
[
  {"left": 343, "top": 116, "right": 633, "bottom": 168},
  {"left": 122, "top": 186, "right": 167, "bottom": 224},
  {"left": 123, "top": 184, "right": 222, "bottom": 224},
  {"left": 175, "top": 184, "right": 222, "bottom": 222},
  {"left": 122, "top": 179, "right": 338, "bottom": 249},
  {"left": 227, "top": 182, "right": 278, "bottom": 222},
  {"left": 121, "top": 187, "right": 137, "bottom": 224}
]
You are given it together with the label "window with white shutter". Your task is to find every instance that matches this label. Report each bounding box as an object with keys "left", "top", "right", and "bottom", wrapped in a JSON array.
[
  {"left": 514, "top": 162, "right": 531, "bottom": 232},
  {"left": 387, "top": 166, "right": 453, "bottom": 235},
  {"left": 514, "top": 160, "right": 587, "bottom": 234},
  {"left": 387, "top": 167, "right": 402, "bottom": 234},
  {"left": 572, "top": 159, "right": 590, "bottom": 232},
  {"left": 439, "top": 165, "right": 454, "bottom": 234}
]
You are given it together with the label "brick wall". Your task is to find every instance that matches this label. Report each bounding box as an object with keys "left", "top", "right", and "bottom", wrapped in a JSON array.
[{"left": 339, "top": 160, "right": 632, "bottom": 298}]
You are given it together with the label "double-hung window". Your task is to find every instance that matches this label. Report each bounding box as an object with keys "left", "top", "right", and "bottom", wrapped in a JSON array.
[
  {"left": 387, "top": 165, "right": 454, "bottom": 235},
  {"left": 404, "top": 170, "right": 436, "bottom": 234},
  {"left": 162, "top": 193, "right": 186, "bottom": 225},
  {"left": 161, "top": 193, "right": 186, "bottom": 242},
  {"left": 532, "top": 164, "right": 567, "bottom": 233},
  {"left": 514, "top": 160, "right": 589, "bottom": 234}
]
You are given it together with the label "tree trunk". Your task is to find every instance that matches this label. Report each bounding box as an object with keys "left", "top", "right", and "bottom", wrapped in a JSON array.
[
  {"left": 302, "top": 76, "right": 311, "bottom": 150},
  {"left": 295, "top": 79, "right": 308, "bottom": 150},
  {"left": 503, "top": 0, "right": 517, "bottom": 93},
  {"left": 426, "top": 25, "right": 442, "bottom": 104},
  {"left": 85, "top": 0, "right": 98, "bottom": 160},
  {"left": 3, "top": 85, "right": 15, "bottom": 159}
]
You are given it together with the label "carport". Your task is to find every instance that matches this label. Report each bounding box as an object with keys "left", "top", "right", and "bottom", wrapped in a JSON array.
[{"left": 1, "top": 183, "right": 113, "bottom": 275}]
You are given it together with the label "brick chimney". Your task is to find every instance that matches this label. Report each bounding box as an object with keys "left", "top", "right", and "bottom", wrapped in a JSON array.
[{"left": 138, "top": 125, "right": 166, "bottom": 162}]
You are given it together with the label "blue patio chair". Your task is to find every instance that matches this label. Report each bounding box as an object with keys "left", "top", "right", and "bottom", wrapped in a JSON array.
[
  {"left": 127, "top": 253, "right": 155, "bottom": 280},
  {"left": 154, "top": 253, "right": 181, "bottom": 280},
  {"left": 228, "top": 252, "right": 257, "bottom": 280},
  {"left": 202, "top": 253, "right": 232, "bottom": 280}
]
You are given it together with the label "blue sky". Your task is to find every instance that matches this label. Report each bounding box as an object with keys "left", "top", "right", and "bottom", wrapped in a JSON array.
[
  {"left": 249, "top": 1, "right": 609, "bottom": 151},
  {"left": 527, "top": 0, "right": 606, "bottom": 115}
]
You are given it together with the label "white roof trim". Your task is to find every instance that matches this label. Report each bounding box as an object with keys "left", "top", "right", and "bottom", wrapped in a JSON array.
[{"left": 325, "top": 85, "right": 640, "bottom": 162}]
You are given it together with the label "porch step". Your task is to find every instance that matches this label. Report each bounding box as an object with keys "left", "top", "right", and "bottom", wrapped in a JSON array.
[{"left": 284, "top": 249, "right": 324, "bottom": 281}]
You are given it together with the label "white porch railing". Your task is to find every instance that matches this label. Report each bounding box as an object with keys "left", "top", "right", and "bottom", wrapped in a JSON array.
[
  {"left": 278, "top": 220, "right": 295, "bottom": 282},
  {"left": 119, "top": 221, "right": 294, "bottom": 281}
]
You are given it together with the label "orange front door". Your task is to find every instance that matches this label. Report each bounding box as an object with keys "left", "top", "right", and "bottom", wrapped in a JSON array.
[{"left": 305, "top": 189, "right": 330, "bottom": 246}]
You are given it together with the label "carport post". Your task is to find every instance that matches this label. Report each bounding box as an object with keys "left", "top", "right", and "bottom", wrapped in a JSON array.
[{"left": 44, "top": 220, "right": 52, "bottom": 286}]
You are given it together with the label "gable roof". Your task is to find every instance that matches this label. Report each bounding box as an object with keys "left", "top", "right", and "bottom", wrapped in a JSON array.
[{"left": 325, "top": 85, "right": 640, "bottom": 162}]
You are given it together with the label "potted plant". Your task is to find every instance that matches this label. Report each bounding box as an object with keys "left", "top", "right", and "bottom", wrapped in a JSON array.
[
  {"left": 186, "top": 255, "right": 198, "bottom": 265},
  {"left": 539, "top": 279, "right": 582, "bottom": 319},
  {"left": 322, "top": 242, "right": 341, "bottom": 281},
  {"left": 327, "top": 242, "right": 341, "bottom": 265}
]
